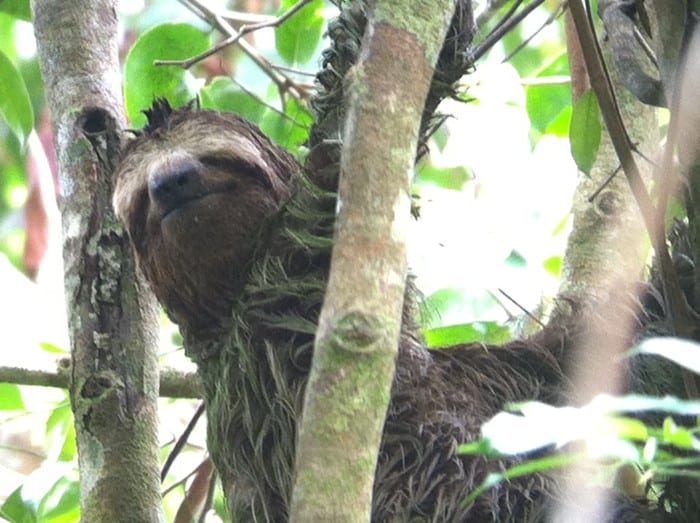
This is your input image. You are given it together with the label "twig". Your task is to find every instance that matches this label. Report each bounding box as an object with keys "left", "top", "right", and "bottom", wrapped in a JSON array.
[
  {"left": 502, "top": 1, "right": 566, "bottom": 64},
  {"left": 471, "top": 0, "right": 547, "bottom": 62},
  {"left": 587, "top": 164, "right": 622, "bottom": 202},
  {"left": 162, "top": 457, "right": 209, "bottom": 496},
  {"left": 162, "top": 402, "right": 206, "bottom": 481},
  {"left": 156, "top": 0, "right": 313, "bottom": 103},
  {"left": 497, "top": 288, "right": 546, "bottom": 328},
  {"left": 219, "top": 10, "right": 274, "bottom": 24}
]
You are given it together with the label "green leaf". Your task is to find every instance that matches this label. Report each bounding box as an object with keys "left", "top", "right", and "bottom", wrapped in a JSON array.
[
  {"left": 37, "top": 477, "right": 80, "bottom": 523},
  {"left": 569, "top": 88, "right": 601, "bottom": 174},
  {"left": 0, "top": 383, "right": 24, "bottom": 410},
  {"left": 505, "top": 249, "right": 526, "bottom": 268},
  {"left": 525, "top": 52, "right": 571, "bottom": 137},
  {"left": 607, "top": 416, "right": 649, "bottom": 441},
  {"left": 0, "top": 486, "right": 37, "bottom": 523},
  {"left": 662, "top": 417, "right": 697, "bottom": 449},
  {"left": 544, "top": 103, "right": 571, "bottom": 137},
  {"left": 0, "top": 49, "right": 33, "bottom": 146},
  {"left": 39, "top": 342, "right": 68, "bottom": 354},
  {"left": 424, "top": 321, "right": 511, "bottom": 347},
  {"left": 199, "top": 76, "right": 267, "bottom": 123},
  {"left": 46, "top": 401, "right": 76, "bottom": 462},
  {"left": 0, "top": 0, "right": 31, "bottom": 21},
  {"left": 275, "top": 0, "right": 324, "bottom": 64},
  {"left": 417, "top": 163, "right": 473, "bottom": 191},
  {"left": 543, "top": 255, "right": 561, "bottom": 277},
  {"left": 124, "top": 23, "right": 210, "bottom": 127},
  {"left": 259, "top": 97, "right": 312, "bottom": 149},
  {"left": 628, "top": 337, "right": 700, "bottom": 375}
]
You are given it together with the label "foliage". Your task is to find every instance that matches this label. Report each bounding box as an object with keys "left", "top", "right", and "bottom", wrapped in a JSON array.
[
  {"left": 0, "top": 49, "right": 32, "bottom": 146},
  {"left": 461, "top": 338, "right": 700, "bottom": 509},
  {"left": 124, "top": 23, "right": 211, "bottom": 127},
  {"left": 1, "top": 0, "right": 699, "bottom": 521},
  {"left": 569, "top": 88, "right": 602, "bottom": 174}
]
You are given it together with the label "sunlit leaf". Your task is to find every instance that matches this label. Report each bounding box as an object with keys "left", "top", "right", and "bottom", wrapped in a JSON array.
[
  {"left": 629, "top": 337, "right": 700, "bottom": 375},
  {"left": 200, "top": 76, "right": 267, "bottom": 123},
  {"left": 0, "top": 49, "right": 33, "bottom": 146},
  {"left": 259, "top": 97, "right": 312, "bottom": 149},
  {"left": 543, "top": 255, "right": 561, "bottom": 276},
  {"left": 0, "top": 0, "right": 31, "bottom": 21},
  {"left": 275, "top": 0, "right": 324, "bottom": 64},
  {"left": 0, "top": 486, "right": 37, "bottom": 523},
  {"left": 569, "top": 88, "right": 601, "bottom": 174},
  {"left": 39, "top": 342, "right": 68, "bottom": 354},
  {"left": 0, "top": 383, "right": 24, "bottom": 410},
  {"left": 124, "top": 23, "right": 210, "bottom": 127},
  {"left": 424, "top": 321, "right": 511, "bottom": 347},
  {"left": 46, "top": 401, "right": 76, "bottom": 462},
  {"left": 36, "top": 477, "right": 80, "bottom": 523},
  {"left": 607, "top": 416, "right": 648, "bottom": 441},
  {"left": 525, "top": 51, "right": 571, "bottom": 137},
  {"left": 662, "top": 417, "right": 698, "bottom": 449},
  {"left": 417, "top": 164, "right": 473, "bottom": 191}
]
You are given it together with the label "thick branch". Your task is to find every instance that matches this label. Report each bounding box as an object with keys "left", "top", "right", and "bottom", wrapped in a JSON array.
[
  {"left": 32, "top": 1, "right": 162, "bottom": 520},
  {"left": 289, "top": 1, "right": 458, "bottom": 520}
]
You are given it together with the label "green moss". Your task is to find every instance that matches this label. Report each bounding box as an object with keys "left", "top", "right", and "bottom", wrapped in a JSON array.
[{"left": 373, "top": 0, "right": 455, "bottom": 65}]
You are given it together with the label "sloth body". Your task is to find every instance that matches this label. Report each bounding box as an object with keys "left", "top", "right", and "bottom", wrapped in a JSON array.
[{"left": 114, "top": 101, "right": 564, "bottom": 521}]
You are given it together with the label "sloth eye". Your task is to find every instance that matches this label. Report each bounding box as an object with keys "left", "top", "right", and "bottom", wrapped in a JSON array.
[{"left": 199, "top": 155, "right": 268, "bottom": 188}]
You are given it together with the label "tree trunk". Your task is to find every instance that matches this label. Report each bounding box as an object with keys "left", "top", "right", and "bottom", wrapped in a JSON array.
[
  {"left": 32, "top": 1, "right": 162, "bottom": 521},
  {"left": 551, "top": 5, "right": 658, "bottom": 520},
  {"left": 289, "top": 1, "right": 458, "bottom": 520}
]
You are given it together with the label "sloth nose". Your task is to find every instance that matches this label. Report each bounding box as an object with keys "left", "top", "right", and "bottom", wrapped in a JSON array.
[{"left": 148, "top": 157, "right": 205, "bottom": 215}]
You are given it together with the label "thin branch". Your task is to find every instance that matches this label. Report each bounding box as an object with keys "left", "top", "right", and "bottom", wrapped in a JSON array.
[
  {"left": 497, "top": 288, "right": 546, "bottom": 328},
  {"left": 162, "top": 402, "right": 206, "bottom": 480},
  {"left": 471, "top": 0, "right": 547, "bottom": 62},
  {"left": 0, "top": 362, "right": 71, "bottom": 389},
  {"left": 501, "top": 1, "right": 566, "bottom": 64},
  {"left": 156, "top": 0, "right": 313, "bottom": 103},
  {"left": 219, "top": 10, "right": 274, "bottom": 24},
  {"left": 0, "top": 364, "right": 201, "bottom": 398}
]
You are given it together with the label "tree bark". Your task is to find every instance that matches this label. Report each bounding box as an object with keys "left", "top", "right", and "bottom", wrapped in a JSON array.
[
  {"left": 553, "top": 3, "right": 657, "bottom": 395},
  {"left": 551, "top": 7, "right": 657, "bottom": 521},
  {"left": 32, "top": 1, "right": 162, "bottom": 521},
  {"left": 289, "top": 1, "right": 458, "bottom": 520}
]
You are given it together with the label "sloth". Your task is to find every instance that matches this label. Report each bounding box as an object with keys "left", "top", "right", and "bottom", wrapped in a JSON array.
[{"left": 113, "top": 100, "right": 628, "bottom": 522}]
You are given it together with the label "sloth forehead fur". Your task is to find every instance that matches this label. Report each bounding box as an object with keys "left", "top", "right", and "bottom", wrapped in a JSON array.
[{"left": 113, "top": 103, "right": 298, "bottom": 334}]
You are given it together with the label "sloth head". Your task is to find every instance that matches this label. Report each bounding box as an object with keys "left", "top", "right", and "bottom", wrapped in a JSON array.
[{"left": 113, "top": 100, "right": 299, "bottom": 335}]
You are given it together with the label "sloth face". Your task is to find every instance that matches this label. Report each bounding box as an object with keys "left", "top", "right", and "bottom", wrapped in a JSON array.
[{"left": 113, "top": 101, "right": 298, "bottom": 334}]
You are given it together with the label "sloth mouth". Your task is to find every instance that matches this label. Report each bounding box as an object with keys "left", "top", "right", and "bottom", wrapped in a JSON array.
[{"left": 159, "top": 183, "right": 237, "bottom": 222}]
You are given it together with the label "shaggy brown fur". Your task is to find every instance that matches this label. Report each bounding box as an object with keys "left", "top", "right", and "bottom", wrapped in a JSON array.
[
  {"left": 112, "top": 0, "right": 695, "bottom": 518},
  {"left": 114, "top": 105, "right": 298, "bottom": 335},
  {"left": 114, "top": 100, "right": 573, "bottom": 521}
]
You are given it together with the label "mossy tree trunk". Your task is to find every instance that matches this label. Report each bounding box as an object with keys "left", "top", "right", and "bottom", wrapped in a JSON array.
[
  {"left": 32, "top": 1, "right": 162, "bottom": 521},
  {"left": 289, "top": 1, "right": 459, "bottom": 520}
]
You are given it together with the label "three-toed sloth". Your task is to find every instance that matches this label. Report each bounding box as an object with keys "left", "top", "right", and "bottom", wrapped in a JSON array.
[{"left": 113, "top": 100, "right": 571, "bottom": 522}]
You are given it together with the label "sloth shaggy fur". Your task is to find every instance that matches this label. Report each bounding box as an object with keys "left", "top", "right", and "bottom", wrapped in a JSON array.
[
  {"left": 112, "top": 2, "right": 672, "bottom": 521},
  {"left": 114, "top": 99, "right": 571, "bottom": 522}
]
